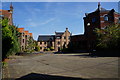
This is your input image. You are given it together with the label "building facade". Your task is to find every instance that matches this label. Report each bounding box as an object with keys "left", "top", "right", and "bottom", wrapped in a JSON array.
[
  {"left": 37, "top": 28, "right": 71, "bottom": 51},
  {"left": 38, "top": 35, "right": 55, "bottom": 51},
  {"left": 17, "top": 28, "right": 33, "bottom": 51},
  {"left": 70, "top": 3, "right": 120, "bottom": 52},
  {"left": 70, "top": 35, "right": 87, "bottom": 52}
]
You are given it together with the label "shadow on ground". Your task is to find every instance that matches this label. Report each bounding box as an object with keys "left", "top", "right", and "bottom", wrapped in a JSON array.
[
  {"left": 14, "top": 73, "right": 88, "bottom": 80},
  {"left": 54, "top": 51, "right": 119, "bottom": 57},
  {"left": 67, "top": 53, "right": 119, "bottom": 57}
]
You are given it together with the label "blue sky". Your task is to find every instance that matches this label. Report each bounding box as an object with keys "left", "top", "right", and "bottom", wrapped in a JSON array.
[{"left": 2, "top": 2, "right": 119, "bottom": 40}]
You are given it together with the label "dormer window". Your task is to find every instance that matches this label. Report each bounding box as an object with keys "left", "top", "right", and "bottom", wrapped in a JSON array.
[
  {"left": 104, "top": 15, "right": 108, "bottom": 21},
  {"left": 56, "top": 36, "right": 60, "bottom": 39}
]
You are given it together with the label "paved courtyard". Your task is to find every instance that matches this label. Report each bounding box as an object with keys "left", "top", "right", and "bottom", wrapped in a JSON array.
[{"left": 2, "top": 53, "right": 119, "bottom": 80}]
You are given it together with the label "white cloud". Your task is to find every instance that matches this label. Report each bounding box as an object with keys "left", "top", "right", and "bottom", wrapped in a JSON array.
[
  {"left": 29, "top": 22, "right": 38, "bottom": 27},
  {"left": 41, "top": 18, "right": 55, "bottom": 25},
  {"left": 25, "top": 17, "right": 56, "bottom": 27}
]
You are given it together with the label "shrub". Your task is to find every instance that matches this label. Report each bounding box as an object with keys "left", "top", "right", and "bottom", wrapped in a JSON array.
[
  {"left": 35, "top": 46, "right": 40, "bottom": 51},
  {"left": 50, "top": 47, "right": 54, "bottom": 51}
]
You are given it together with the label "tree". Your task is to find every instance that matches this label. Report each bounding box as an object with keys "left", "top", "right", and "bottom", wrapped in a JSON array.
[
  {"left": 25, "top": 37, "right": 35, "bottom": 53},
  {"left": 95, "top": 24, "right": 120, "bottom": 54},
  {"left": 1, "top": 18, "right": 20, "bottom": 61},
  {"left": 34, "top": 41, "right": 40, "bottom": 51}
]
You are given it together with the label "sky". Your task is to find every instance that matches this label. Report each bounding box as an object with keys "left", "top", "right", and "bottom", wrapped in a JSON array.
[{"left": 1, "top": 2, "right": 119, "bottom": 40}]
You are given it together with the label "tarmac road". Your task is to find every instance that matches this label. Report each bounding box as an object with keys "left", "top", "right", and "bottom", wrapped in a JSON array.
[{"left": 2, "top": 53, "right": 119, "bottom": 80}]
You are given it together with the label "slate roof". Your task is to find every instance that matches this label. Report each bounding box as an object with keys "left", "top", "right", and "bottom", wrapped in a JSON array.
[
  {"left": 55, "top": 32, "right": 64, "bottom": 36},
  {"left": 37, "top": 35, "right": 55, "bottom": 42},
  {"left": 71, "top": 34, "right": 86, "bottom": 41},
  {"left": 95, "top": 7, "right": 110, "bottom": 12},
  {"left": 38, "top": 31, "right": 65, "bottom": 42},
  {"left": 86, "top": 3, "right": 113, "bottom": 15}
]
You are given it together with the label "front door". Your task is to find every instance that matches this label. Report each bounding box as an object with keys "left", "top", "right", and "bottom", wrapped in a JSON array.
[{"left": 58, "top": 47, "right": 60, "bottom": 52}]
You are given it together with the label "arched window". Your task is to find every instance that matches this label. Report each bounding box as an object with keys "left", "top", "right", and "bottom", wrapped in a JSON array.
[{"left": 104, "top": 15, "right": 109, "bottom": 21}]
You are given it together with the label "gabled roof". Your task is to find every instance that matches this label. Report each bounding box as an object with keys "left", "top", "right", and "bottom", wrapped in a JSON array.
[
  {"left": 29, "top": 33, "right": 33, "bottom": 37},
  {"left": 24, "top": 31, "right": 29, "bottom": 35},
  {"left": 17, "top": 28, "right": 33, "bottom": 37},
  {"left": 37, "top": 35, "right": 55, "bottom": 42},
  {"left": 0, "top": 9, "right": 11, "bottom": 18},
  {"left": 17, "top": 28, "right": 24, "bottom": 33}
]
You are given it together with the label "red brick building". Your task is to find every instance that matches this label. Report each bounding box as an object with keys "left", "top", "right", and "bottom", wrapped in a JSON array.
[
  {"left": 0, "top": 3, "right": 13, "bottom": 25},
  {"left": 70, "top": 3, "right": 120, "bottom": 52},
  {"left": 0, "top": 3, "right": 34, "bottom": 52}
]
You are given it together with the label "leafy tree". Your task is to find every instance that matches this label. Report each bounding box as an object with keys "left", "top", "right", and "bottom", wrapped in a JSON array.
[
  {"left": 34, "top": 41, "right": 40, "bottom": 51},
  {"left": 25, "top": 37, "right": 35, "bottom": 53},
  {"left": 35, "top": 46, "right": 40, "bottom": 51},
  {"left": 95, "top": 24, "right": 120, "bottom": 53},
  {"left": 1, "top": 18, "right": 20, "bottom": 61},
  {"left": 9, "top": 25, "right": 20, "bottom": 54}
]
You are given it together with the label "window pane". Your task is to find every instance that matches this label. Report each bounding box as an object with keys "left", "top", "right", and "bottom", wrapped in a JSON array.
[
  {"left": 58, "top": 42, "right": 60, "bottom": 45},
  {"left": 64, "top": 36, "right": 66, "bottom": 39},
  {"left": 104, "top": 15, "right": 108, "bottom": 21},
  {"left": 40, "top": 42, "right": 42, "bottom": 44},
  {"left": 92, "top": 18, "right": 96, "bottom": 22}
]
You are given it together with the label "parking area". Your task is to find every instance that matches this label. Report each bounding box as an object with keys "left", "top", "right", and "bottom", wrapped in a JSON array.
[{"left": 2, "top": 53, "right": 119, "bottom": 80}]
